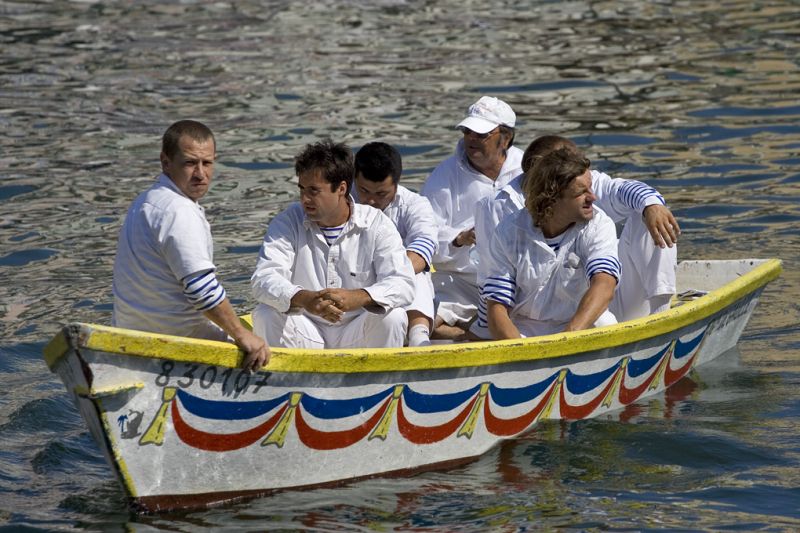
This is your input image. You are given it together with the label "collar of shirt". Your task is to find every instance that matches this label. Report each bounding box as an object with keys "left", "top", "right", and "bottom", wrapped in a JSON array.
[
  {"left": 156, "top": 173, "right": 205, "bottom": 212},
  {"left": 302, "top": 196, "right": 372, "bottom": 231}
]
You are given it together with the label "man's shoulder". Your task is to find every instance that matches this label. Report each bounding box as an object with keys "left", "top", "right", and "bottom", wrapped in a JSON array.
[
  {"left": 590, "top": 168, "right": 614, "bottom": 186},
  {"left": 578, "top": 207, "right": 617, "bottom": 242},
  {"left": 425, "top": 153, "right": 460, "bottom": 183},
  {"left": 395, "top": 185, "right": 432, "bottom": 209},
  {"left": 352, "top": 202, "right": 386, "bottom": 225},
  {"left": 269, "top": 202, "right": 305, "bottom": 229},
  {"left": 133, "top": 181, "right": 199, "bottom": 221},
  {"left": 498, "top": 207, "right": 533, "bottom": 236}
]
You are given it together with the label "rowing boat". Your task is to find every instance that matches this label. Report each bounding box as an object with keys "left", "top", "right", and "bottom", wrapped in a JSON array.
[{"left": 43, "top": 258, "right": 781, "bottom": 512}]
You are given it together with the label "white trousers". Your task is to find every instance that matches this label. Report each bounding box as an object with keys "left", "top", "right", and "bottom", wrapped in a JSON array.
[
  {"left": 516, "top": 309, "right": 618, "bottom": 338},
  {"left": 407, "top": 271, "right": 435, "bottom": 320},
  {"left": 431, "top": 270, "right": 479, "bottom": 325},
  {"left": 611, "top": 216, "right": 677, "bottom": 322},
  {"left": 252, "top": 304, "right": 408, "bottom": 349}
]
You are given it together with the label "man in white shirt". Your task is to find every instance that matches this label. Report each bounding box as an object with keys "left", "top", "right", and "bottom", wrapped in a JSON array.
[
  {"left": 113, "top": 120, "right": 270, "bottom": 372},
  {"left": 251, "top": 140, "right": 415, "bottom": 349},
  {"left": 421, "top": 96, "right": 524, "bottom": 339},
  {"left": 486, "top": 148, "right": 620, "bottom": 338},
  {"left": 354, "top": 142, "right": 438, "bottom": 347},
  {"left": 475, "top": 135, "right": 679, "bottom": 334}
]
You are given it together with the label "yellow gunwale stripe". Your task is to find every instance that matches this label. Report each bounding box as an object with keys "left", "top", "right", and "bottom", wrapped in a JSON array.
[{"left": 44, "top": 259, "right": 781, "bottom": 374}]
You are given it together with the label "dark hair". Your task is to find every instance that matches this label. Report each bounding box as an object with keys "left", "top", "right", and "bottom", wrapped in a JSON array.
[
  {"left": 521, "top": 135, "right": 578, "bottom": 173},
  {"left": 499, "top": 125, "right": 515, "bottom": 149},
  {"left": 162, "top": 120, "right": 215, "bottom": 159},
  {"left": 294, "top": 139, "right": 355, "bottom": 194},
  {"left": 524, "top": 147, "right": 591, "bottom": 227},
  {"left": 354, "top": 142, "right": 402, "bottom": 184}
]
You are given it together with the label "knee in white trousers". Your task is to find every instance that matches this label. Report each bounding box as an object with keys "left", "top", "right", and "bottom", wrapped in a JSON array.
[{"left": 252, "top": 303, "right": 407, "bottom": 349}]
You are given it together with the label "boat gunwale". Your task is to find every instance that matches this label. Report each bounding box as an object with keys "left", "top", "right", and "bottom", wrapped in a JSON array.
[{"left": 43, "top": 258, "right": 782, "bottom": 374}]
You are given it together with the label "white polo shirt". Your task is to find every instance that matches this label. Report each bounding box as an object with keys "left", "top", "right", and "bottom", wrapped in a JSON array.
[
  {"left": 112, "top": 174, "right": 224, "bottom": 339},
  {"left": 484, "top": 206, "right": 620, "bottom": 335},
  {"left": 251, "top": 201, "right": 415, "bottom": 324}
]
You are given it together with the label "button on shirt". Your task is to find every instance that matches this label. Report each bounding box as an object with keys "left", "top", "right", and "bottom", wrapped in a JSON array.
[
  {"left": 112, "top": 174, "right": 221, "bottom": 339},
  {"left": 421, "top": 139, "right": 524, "bottom": 274},
  {"left": 251, "top": 201, "right": 415, "bottom": 322}
]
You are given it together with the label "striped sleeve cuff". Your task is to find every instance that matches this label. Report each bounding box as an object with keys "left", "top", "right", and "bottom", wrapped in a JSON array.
[
  {"left": 482, "top": 276, "right": 516, "bottom": 307},
  {"left": 407, "top": 236, "right": 436, "bottom": 267},
  {"left": 476, "top": 295, "right": 488, "bottom": 328},
  {"left": 183, "top": 270, "right": 227, "bottom": 311},
  {"left": 586, "top": 257, "right": 621, "bottom": 282},
  {"left": 619, "top": 181, "right": 665, "bottom": 211}
]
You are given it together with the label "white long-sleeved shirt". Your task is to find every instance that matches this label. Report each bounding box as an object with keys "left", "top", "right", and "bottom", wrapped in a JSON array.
[
  {"left": 476, "top": 169, "right": 666, "bottom": 285},
  {"left": 372, "top": 185, "right": 438, "bottom": 269},
  {"left": 484, "top": 206, "right": 620, "bottom": 332},
  {"left": 421, "top": 139, "right": 524, "bottom": 274},
  {"left": 251, "top": 201, "right": 415, "bottom": 320}
]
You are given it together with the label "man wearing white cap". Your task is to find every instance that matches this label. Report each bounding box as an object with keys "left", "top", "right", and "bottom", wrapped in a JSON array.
[{"left": 421, "top": 96, "right": 524, "bottom": 339}]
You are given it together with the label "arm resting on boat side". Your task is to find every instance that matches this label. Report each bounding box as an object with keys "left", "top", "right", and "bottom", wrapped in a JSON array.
[
  {"left": 487, "top": 300, "right": 521, "bottom": 340},
  {"left": 203, "top": 298, "right": 271, "bottom": 372},
  {"left": 564, "top": 272, "right": 617, "bottom": 332}
]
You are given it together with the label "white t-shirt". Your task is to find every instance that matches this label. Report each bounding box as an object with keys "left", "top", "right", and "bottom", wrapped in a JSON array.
[{"left": 112, "top": 174, "right": 225, "bottom": 339}]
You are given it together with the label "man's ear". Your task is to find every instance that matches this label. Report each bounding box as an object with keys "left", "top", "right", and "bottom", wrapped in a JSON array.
[
  {"left": 338, "top": 180, "right": 348, "bottom": 195},
  {"left": 159, "top": 151, "right": 169, "bottom": 173}
]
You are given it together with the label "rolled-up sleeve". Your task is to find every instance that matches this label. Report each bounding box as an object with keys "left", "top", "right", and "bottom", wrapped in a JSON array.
[
  {"left": 362, "top": 214, "right": 415, "bottom": 312},
  {"left": 483, "top": 221, "right": 518, "bottom": 308},
  {"left": 251, "top": 211, "right": 303, "bottom": 312},
  {"left": 403, "top": 193, "right": 439, "bottom": 269},
  {"left": 592, "top": 170, "right": 666, "bottom": 223},
  {"left": 578, "top": 210, "right": 621, "bottom": 285}
]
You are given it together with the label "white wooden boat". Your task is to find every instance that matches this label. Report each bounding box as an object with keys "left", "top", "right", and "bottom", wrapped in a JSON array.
[{"left": 44, "top": 258, "right": 781, "bottom": 512}]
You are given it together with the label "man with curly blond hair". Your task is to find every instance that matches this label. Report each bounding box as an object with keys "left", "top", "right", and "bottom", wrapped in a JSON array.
[{"left": 484, "top": 147, "right": 620, "bottom": 339}]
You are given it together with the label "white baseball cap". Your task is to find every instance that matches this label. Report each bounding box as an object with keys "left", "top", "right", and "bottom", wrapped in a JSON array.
[{"left": 456, "top": 96, "right": 516, "bottom": 134}]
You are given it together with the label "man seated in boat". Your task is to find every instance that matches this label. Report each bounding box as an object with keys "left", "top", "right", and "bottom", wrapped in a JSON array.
[
  {"left": 250, "top": 140, "right": 416, "bottom": 349},
  {"left": 485, "top": 147, "right": 620, "bottom": 338},
  {"left": 475, "top": 135, "right": 679, "bottom": 332},
  {"left": 353, "top": 142, "right": 438, "bottom": 347},
  {"left": 112, "top": 120, "right": 270, "bottom": 372},
  {"left": 421, "top": 96, "right": 524, "bottom": 340}
]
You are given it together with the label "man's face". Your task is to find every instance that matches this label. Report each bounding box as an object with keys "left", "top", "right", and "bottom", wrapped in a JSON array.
[
  {"left": 298, "top": 169, "right": 348, "bottom": 227},
  {"left": 552, "top": 169, "right": 596, "bottom": 225},
  {"left": 354, "top": 172, "right": 397, "bottom": 211},
  {"left": 160, "top": 136, "right": 215, "bottom": 202},
  {"left": 461, "top": 126, "right": 507, "bottom": 171}
]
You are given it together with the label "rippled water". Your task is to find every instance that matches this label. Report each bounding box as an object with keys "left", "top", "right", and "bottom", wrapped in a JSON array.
[{"left": 1, "top": 0, "right": 799, "bottom": 530}]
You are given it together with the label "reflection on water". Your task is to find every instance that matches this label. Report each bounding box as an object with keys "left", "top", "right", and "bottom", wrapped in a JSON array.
[{"left": 1, "top": 0, "right": 798, "bottom": 529}]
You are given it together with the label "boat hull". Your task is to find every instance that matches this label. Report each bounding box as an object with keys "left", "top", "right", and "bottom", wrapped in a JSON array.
[{"left": 44, "top": 259, "right": 781, "bottom": 512}]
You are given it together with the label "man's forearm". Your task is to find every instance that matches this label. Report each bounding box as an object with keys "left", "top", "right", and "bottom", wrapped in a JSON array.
[
  {"left": 565, "top": 274, "right": 616, "bottom": 331},
  {"left": 204, "top": 298, "right": 250, "bottom": 341},
  {"left": 487, "top": 301, "right": 521, "bottom": 340}
]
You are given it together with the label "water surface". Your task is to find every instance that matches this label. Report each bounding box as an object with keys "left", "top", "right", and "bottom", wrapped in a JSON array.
[{"left": 1, "top": 0, "right": 798, "bottom": 530}]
